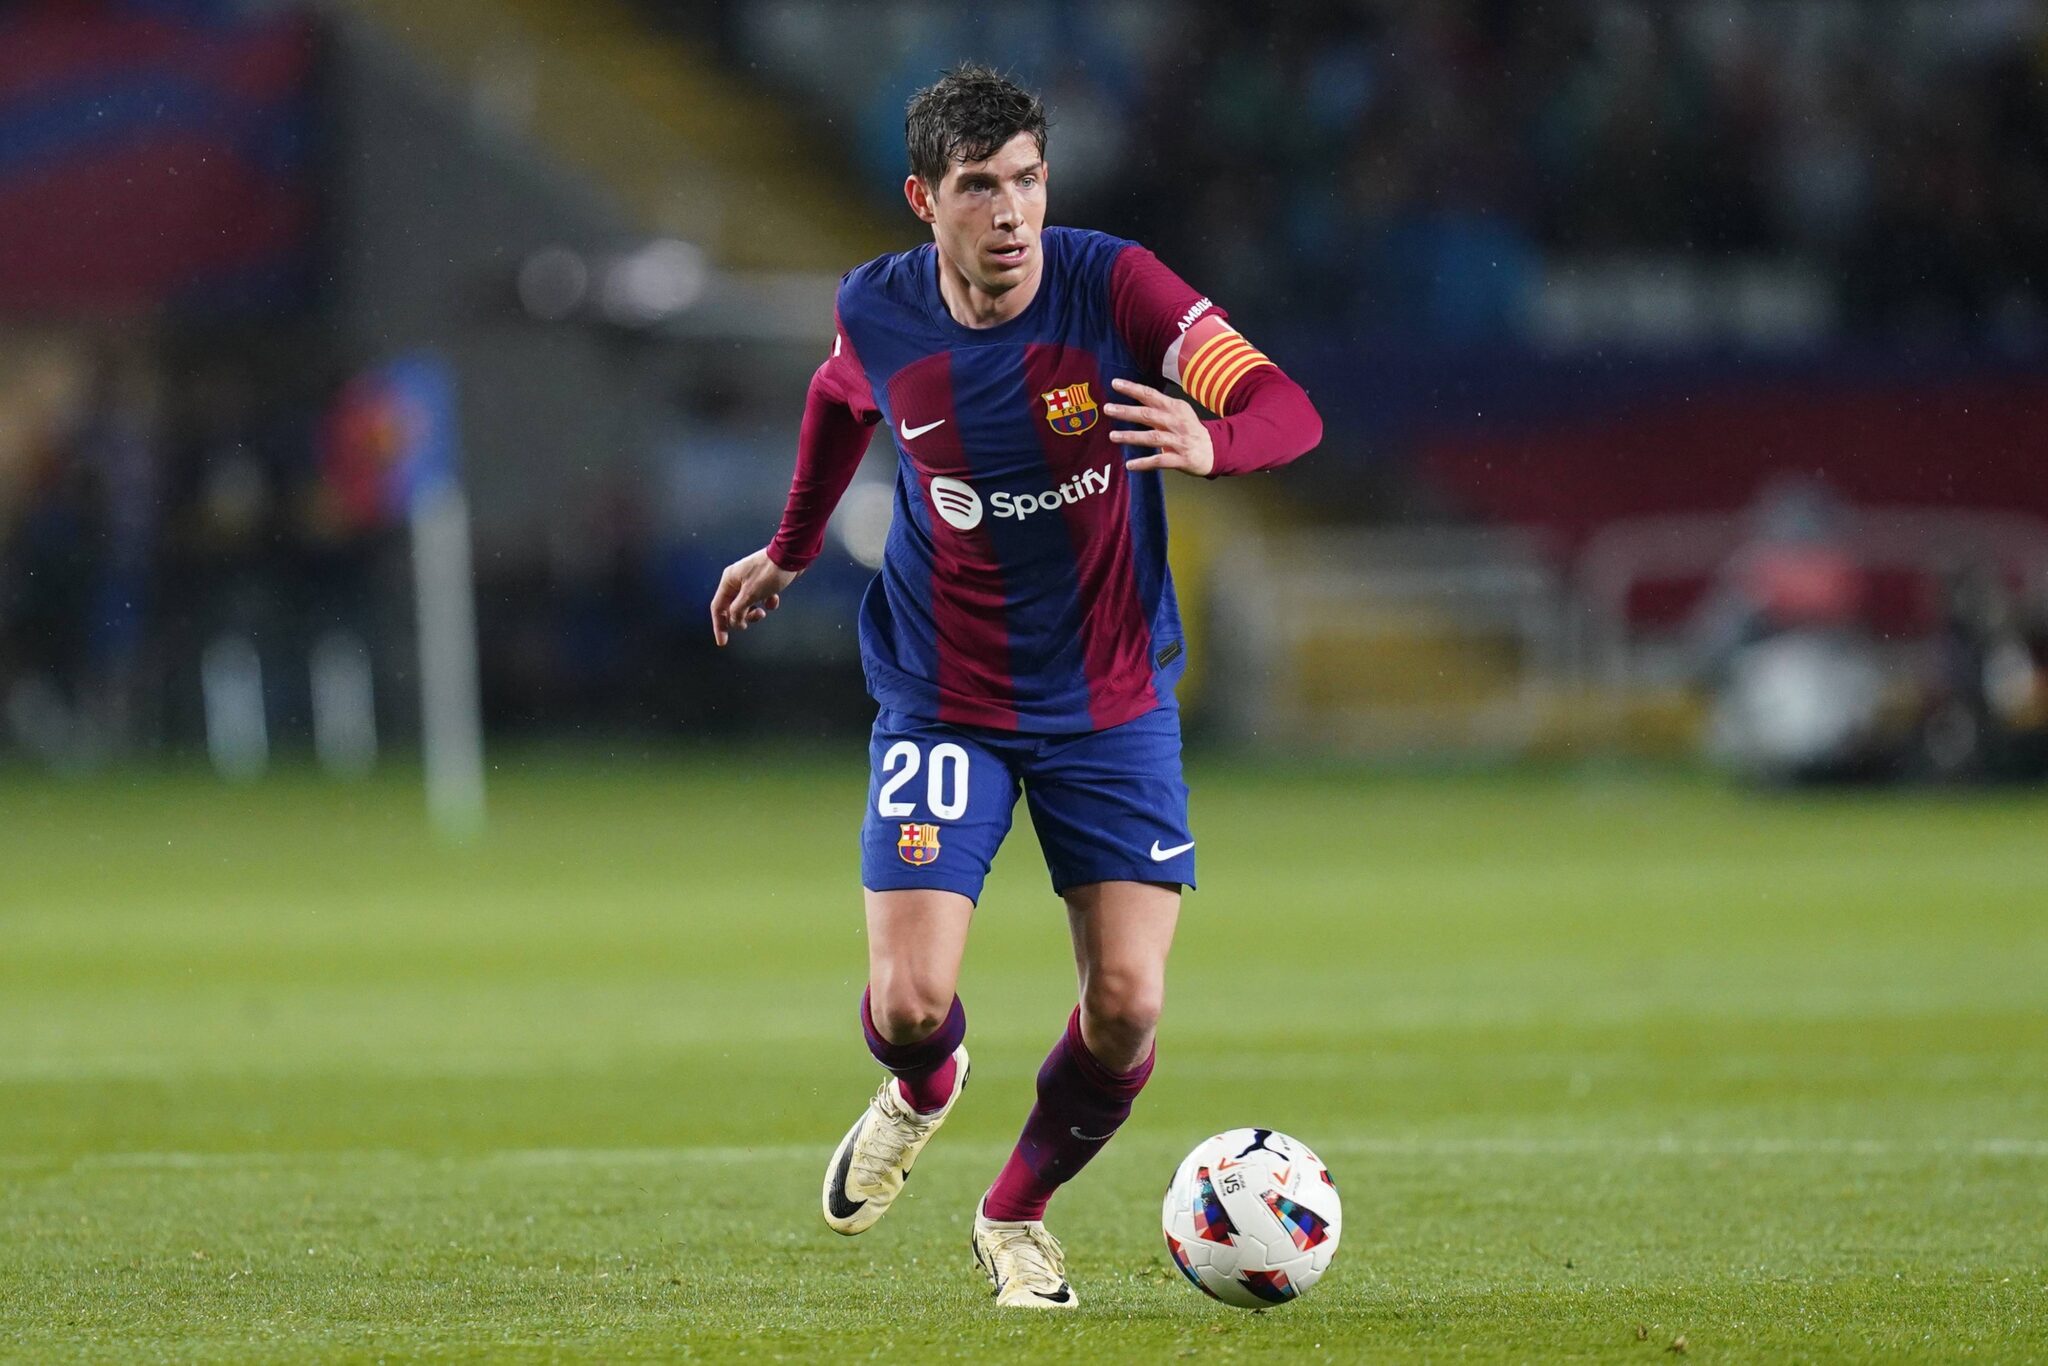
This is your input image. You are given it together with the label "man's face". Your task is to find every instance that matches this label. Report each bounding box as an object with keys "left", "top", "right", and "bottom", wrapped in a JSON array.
[{"left": 907, "top": 131, "right": 1048, "bottom": 296}]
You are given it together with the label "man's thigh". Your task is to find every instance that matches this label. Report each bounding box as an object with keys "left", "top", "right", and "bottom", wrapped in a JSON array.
[
  {"left": 1061, "top": 881, "right": 1182, "bottom": 1069},
  {"left": 864, "top": 885, "right": 975, "bottom": 1029},
  {"left": 1022, "top": 705, "right": 1196, "bottom": 895},
  {"left": 1064, "top": 880, "right": 1182, "bottom": 986},
  {"left": 859, "top": 709, "right": 1022, "bottom": 904}
]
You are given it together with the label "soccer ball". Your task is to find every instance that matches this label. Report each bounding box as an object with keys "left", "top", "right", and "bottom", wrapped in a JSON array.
[{"left": 1161, "top": 1127, "right": 1341, "bottom": 1308}]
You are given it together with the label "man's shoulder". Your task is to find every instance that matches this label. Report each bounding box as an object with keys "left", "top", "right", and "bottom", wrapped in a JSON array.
[
  {"left": 1046, "top": 225, "right": 1137, "bottom": 253},
  {"left": 839, "top": 243, "right": 927, "bottom": 298},
  {"left": 1045, "top": 225, "right": 1138, "bottom": 276}
]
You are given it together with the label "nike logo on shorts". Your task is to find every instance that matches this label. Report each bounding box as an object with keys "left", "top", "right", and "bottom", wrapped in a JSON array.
[
  {"left": 1070, "top": 1126, "right": 1117, "bottom": 1142},
  {"left": 1149, "top": 839, "right": 1195, "bottom": 861},
  {"left": 900, "top": 417, "right": 946, "bottom": 441}
]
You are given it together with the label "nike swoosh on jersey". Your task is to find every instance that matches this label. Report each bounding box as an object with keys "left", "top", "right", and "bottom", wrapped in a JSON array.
[
  {"left": 900, "top": 417, "right": 946, "bottom": 440},
  {"left": 1070, "top": 1126, "right": 1117, "bottom": 1142},
  {"left": 1149, "top": 840, "right": 1195, "bottom": 861}
]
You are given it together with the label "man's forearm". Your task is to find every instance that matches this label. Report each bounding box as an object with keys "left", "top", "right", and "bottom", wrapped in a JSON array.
[
  {"left": 766, "top": 367, "right": 878, "bottom": 572},
  {"left": 1202, "top": 364, "right": 1323, "bottom": 476}
]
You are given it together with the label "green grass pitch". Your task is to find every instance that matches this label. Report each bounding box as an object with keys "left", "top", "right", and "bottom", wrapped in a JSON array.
[{"left": 1, "top": 755, "right": 2043, "bottom": 1362}]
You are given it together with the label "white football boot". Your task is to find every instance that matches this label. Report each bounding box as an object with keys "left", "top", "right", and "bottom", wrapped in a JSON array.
[
  {"left": 971, "top": 1198, "right": 1078, "bottom": 1308},
  {"left": 821, "top": 1045, "right": 969, "bottom": 1235}
]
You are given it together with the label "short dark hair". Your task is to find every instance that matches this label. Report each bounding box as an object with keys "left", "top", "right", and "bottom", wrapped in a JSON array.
[{"left": 904, "top": 64, "right": 1048, "bottom": 185}]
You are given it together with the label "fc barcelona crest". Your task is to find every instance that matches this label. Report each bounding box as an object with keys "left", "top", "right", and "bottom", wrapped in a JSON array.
[
  {"left": 898, "top": 822, "right": 943, "bottom": 866},
  {"left": 1040, "top": 382, "right": 1099, "bottom": 436}
]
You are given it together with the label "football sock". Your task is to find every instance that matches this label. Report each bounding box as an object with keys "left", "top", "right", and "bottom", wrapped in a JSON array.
[
  {"left": 861, "top": 988, "right": 964, "bottom": 1115},
  {"left": 983, "top": 1006, "right": 1155, "bottom": 1222}
]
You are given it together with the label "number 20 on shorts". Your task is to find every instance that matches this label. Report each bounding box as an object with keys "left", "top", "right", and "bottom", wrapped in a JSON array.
[{"left": 877, "top": 741, "right": 970, "bottom": 819}]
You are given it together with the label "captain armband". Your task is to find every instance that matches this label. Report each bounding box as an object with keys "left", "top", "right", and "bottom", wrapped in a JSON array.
[{"left": 1166, "top": 321, "right": 1273, "bottom": 415}]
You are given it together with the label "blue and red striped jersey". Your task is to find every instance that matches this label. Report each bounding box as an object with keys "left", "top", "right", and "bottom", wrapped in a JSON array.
[{"left": 827, "top": 227, "right": 1221, "bottom": 734}]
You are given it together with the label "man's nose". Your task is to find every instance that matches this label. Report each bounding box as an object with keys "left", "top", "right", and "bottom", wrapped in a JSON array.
[{"left": 992, "top": 187, "right": 1021, "bottom": 229}]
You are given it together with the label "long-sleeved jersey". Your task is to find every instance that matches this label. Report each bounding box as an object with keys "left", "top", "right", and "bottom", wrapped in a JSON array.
[{"left": 768, "top": 226, "right": 1320, "bottom": 734}]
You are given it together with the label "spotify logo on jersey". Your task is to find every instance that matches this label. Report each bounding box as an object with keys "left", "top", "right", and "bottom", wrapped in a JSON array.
[{"left": 929, "top": 476, "right": 984, "bottom": 531}]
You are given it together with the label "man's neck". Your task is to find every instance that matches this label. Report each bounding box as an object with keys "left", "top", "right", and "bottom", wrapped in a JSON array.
[{"left": 935, "top": 245, "right": 1041, "bottom": 329}]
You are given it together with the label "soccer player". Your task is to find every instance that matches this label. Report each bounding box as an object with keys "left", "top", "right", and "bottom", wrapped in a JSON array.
[{"left": 709, "top": 65, "right": 1320, "bottom": 1308}]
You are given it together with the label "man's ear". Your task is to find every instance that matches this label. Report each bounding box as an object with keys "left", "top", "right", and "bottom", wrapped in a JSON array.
[{"left": 903, "top": 175, "right": 938, "bottom": 225}]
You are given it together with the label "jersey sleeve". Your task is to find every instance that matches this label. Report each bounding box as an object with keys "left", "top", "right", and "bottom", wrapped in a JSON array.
[
  {"left": 1110, "top": 244, "right": 1319, "bottom": 477},
  {"left": 1198, "top": 362, "right": 1323, "bottom": 476},
  {"left": 765, "top": 311, "right": 881, "bottom": 573},
  {"left": 1109, "top": 244, "right": 1227, "bottom": 381},
  {"left": 814, "top": 312, "right": 881, "bottom": 422}
]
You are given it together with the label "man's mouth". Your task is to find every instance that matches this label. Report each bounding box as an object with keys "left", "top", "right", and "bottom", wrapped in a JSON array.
[{"left": 989, "top": 241, "right": 1029, "bottom": 267}]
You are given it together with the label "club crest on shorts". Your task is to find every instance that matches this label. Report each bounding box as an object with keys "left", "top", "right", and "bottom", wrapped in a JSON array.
[
  {"left": 897, "top": 822, "right": 942, "bottom": 866},
  {"left": 1040, "top": 382, "right": 1099, "bottom": 436}
]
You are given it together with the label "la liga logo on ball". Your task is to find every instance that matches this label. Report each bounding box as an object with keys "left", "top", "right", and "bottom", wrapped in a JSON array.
[
  {"left": 896, "top": 822, "right": 942, "bottom": 866},
  {"left": 1163, "top": 1128, "right": 1340, "bottom": 1308}
]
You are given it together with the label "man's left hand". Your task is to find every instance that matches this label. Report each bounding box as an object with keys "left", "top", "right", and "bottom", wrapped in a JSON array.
[{"left": 1104, "top": 377, "right": 1214, "bottom": 478}]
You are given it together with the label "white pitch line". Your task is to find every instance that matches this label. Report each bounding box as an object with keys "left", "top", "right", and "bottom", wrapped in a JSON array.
[{"left": 3, "top": 1135, "right": 2044, "bottom": 1176}]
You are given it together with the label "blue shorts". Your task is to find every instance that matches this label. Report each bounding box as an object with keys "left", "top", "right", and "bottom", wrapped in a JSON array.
[{"left": 859, "top": 704, "right": 1195, "bottom": 901}]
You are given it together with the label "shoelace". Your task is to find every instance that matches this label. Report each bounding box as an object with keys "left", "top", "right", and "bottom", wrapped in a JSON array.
[
  {"left": 986, "top": 1223, "right": 1065, "bottom": 1290},
  {"left": 849, "top": 1082, "right": 935, "bottom": 1189}
]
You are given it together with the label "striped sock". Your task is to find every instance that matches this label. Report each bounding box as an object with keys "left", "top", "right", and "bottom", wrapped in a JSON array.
[
  {"left": 861, "top": 989, "right": 964, "bottom": 1114},
  {"left": 983, "top": 1007, "right": 1154, "bottom": 1221}
]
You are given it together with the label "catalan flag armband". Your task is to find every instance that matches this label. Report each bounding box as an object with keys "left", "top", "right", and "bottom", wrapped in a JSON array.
[{"left": 1171, "top": 317, "right": 1273, "bottom": 415}]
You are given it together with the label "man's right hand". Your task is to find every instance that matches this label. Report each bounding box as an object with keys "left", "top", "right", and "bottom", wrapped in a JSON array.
[{"left": 710, "top": 549, "right": 800, "bottom": 646}]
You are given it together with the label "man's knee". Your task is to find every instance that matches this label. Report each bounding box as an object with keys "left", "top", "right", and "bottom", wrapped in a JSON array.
[
  {"left": 1082, "top": 968, "right": 1164, "bottom": 1046},
  {"left": 868, "top": 970, "right": 955, "bottom": 1044}
]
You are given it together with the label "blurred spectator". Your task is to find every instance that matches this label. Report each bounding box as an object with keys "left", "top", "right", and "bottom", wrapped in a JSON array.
[
  {"left": 1920, "top": 561, "right": 2048, "bottom": 781},
  {"left": 1693, "top": 480, "right": 1887, "bottom": 782},
  {"left": 2, "top": 336, "right": 161, "bottom": 764},
  {"left": 1692, "top": 478, "right": 1868, "bottom": 670}
]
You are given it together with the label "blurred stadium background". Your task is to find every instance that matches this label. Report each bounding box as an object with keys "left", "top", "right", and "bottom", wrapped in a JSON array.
[
  {"left": 5, "top": 0, "right": 2046, "bottom": 776},
  {"left": 3, "top": 1, "right": 2047, "bottom": 1359}
]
